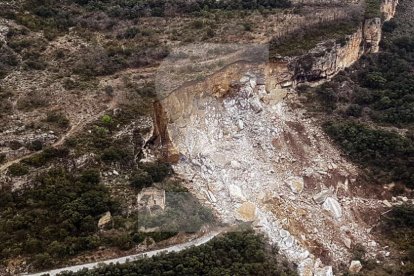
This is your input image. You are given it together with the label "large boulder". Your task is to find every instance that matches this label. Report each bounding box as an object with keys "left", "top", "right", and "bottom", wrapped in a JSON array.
[
  {"left": 229, "top": 184, "right": 246, "bottom": 201},
  {"left": 322, "top": 197, "right": 342, "bottom": 218},
  {"left": 98, "top": 211, "right": 112, "bottom": 229},
  {"left": 314, "top": 266, "right": 333, "bottom": 276},
  {"left": 313, "top": 190, "right": 330, "bottom": 204},
  {"left": 349, "top": 260, "right": 362, "bottom": 273},
  {"left": 236, "top": 202, "right": 256, "bottom": 222},
  {"left": 285, "top": 176, "right": 304, "bottom": 194}
]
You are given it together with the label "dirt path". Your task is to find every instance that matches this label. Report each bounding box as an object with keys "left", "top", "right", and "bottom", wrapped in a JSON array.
[
  {"left": 0, "top": 98, "right": 117, "bottom": 173},
  {"left": 26, "top": 230, "right": 222, "bottom": 276}
]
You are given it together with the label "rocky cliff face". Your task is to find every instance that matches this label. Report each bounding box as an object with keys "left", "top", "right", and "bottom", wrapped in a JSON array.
[
  {"left": 381, "top": 0, "right": 399, "bottom": 21},
  {"left": 267, "top": 0, "right": 398, "bottom": 90},
  {"left": 149, "top": 0, "right": 399, "bottom": 275}
]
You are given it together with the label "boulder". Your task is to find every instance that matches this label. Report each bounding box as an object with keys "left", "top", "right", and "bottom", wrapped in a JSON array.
[
  {"left": 382, "top": 200, "right": 392, "bottom": 207},
  {"left": 98, "top": 211, "right": 112, "bottom": 228},
  {"left": 298, "top": 258, "right": 314, "bottom": 276},
  {"left": 313, "top": 190, "right": 330, "bottom": 204},
  {"left": 229, "top": 184, "right": 246, "bottom": 201},
  {"left": 238, "top": 120, "right": 244, "bottom": 130},
  {"left": 343, "top": 237, "right": 352, "bottom": 249},
  {"left": 322, "top": 197, "right": 342, "bottom": 218},
  {"left": 285, "top": 176, "right": 304, "bottom": 194},
  {"left": 349, "top": 260, "right": 362, "bottom": 273},
  {"left": 230, "top": 160, "right": 241, "bottom": 169},
  {"left": 236, "top": 202, "right": 256, "bottom": 222},
  {"left": 314, "top": 266, "right": 333, "bottom": 276},
  {"left": 249, "top": 97, "right": 263, "bottom": 113}
]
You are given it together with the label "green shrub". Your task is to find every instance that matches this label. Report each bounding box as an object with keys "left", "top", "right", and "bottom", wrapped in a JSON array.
[
  {"left": 140, "top": 161, "right": 171, "bottom": 182},
  {"left": 101, "top": 146, "right": 129, "bottom": 162},
  {"left": 0, "top": 153, "right": 6, "bottom": 164},
  {"left": 46, "top": 112, "right": 70, "bottom": 128},
  {"left": 130, "top": 169, "right": 153, "bottom": 190},
  {"left": 365, "top": 0, "right": 381, "bottom": 19},
  {"left": 345, "top": 104, "right": 363, "bottom": 117},
  {"left": 9, "top": 163, "right": 29, "bottom": 176},
  {"left": 101, "top": 114, "right": 113, "bottom": 126},
  {"left": 80, "top": 169, "right": 101, "bottom": 185},
  {"left": 26, "top": 139, "right": 43, "bottom": 151}
]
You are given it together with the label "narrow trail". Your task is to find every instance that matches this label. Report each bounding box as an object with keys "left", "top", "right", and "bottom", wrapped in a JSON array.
[
  {"left": 26, "top": 230, "right": 223, "bottom": 276},
  {"left": 0, "top": 98, "right": 117, "bottom": 173}
]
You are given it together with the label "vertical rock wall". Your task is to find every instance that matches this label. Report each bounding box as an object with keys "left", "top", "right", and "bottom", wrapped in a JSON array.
[{"left": 268, "top": 0, "right": 398, "bottom": 90}]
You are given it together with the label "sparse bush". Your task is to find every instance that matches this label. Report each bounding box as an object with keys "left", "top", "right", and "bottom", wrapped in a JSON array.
[
  {"left": 140, "top": 161, "right": 171, "bottom": 182},
  {"left": 27, "top": 139, "right": 43, "bottom": 151},
  {"left": 46, "top": 111, "right": 70, "bottom": 128},
  {"left": 345, "top": 104, "right": 363, "bottom": 117},
  {"left": 0, "top": 153, "right": 6, "bottom": 164},
  {"left": 101, "top": 114, "right": 113, "bottom": 126},
  {"left": 130, "top": 169, "right": 153, "bottom": 190},
  {"left": 80, "top": 169, "right": 101, "bottom": 185},
  {"left": 16, "top": 91, "right": 48, "bottom": 111},
  {"left": 9, "top": 163, "right": 29, "bottom": 176},
  {"left": 101, "top": 146, "right": 129, "bottom": 162}
]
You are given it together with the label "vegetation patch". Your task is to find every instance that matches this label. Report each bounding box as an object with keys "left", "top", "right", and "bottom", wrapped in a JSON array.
[
  {"left": 59, "top": 229, "right": 297, "bottom": 276},
  {"left": 270, "top": 20, "right": 359, "bottom": 57}
]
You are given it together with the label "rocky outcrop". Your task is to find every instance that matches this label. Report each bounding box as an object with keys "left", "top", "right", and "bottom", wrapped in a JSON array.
[
  {"left": 266, "top": 0, "right": 398, "bottom": 89},
  {"left": 98, "top": 211, "right": 112, "bottom": 229},
  {"left": 381, "top": 0, "right": 399, "bottom": 21}
]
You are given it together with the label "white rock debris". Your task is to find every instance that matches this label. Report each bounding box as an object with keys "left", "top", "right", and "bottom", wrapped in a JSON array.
[
  {"left": 164, "top": 71, "right": 381, "bottom": 274},
  {"left": 322, "top": 197, "right": 343, "bottom": 219},
  {"left": 349, "top": 260, "right": 363, "bottom": 273}
]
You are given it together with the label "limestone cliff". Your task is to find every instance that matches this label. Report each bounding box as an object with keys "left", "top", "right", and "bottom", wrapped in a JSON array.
[{"left": 267, "top": 0, "right": 398, "bottom": 90}]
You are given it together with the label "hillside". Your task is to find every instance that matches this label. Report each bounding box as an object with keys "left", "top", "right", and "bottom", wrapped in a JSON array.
[{"left": 0, "top": 0, "right": 412, "bottom": 276}]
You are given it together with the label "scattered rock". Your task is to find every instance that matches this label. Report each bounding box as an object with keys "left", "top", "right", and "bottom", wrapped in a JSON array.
[
  {"left": 313, "top": 190, "right": 330, "bottom": 204},
  {"left": 98, "top": 211, "right": 112, "bottom": 229},
  {"left": 230, "top": 160, "right": 241, "bottom": 169},
  {"left": 285, "top": 176, "right": 304, "bottom": 194},
  {"left": 368, "top": 240, "right": 377, "bottom": 247},
  {"left": 239, "top": 76, "right": 250, "bottom": 84},
  {"left": 236, "top": 202, "right": 256, "bottom": 222},
  {"left": 382, "top": 200, "right": 392, "bottom": 207},
  {"left": 298, "top": 257, "right": 314, "bottom": 276},
  {"left": 349, "top": 260, "right": 362, "bottom": 273},
  {"left": 314, "top": 266, "right": 333, "bottom": 276},
  {"left": 238, "top": 120, "right": 244, "bottom": 130},
  {"left": 249, "top": 97, "right": 263, "bottom": 113},
  {"left": 343, "top": 237, "right": 352, "bottom": 248},
  {"left": 322, "top": 197, "right": 342, "bottom": 218},
  {"left": 281, "top": 80, "right": 293, "bottom": 88},
  {"left": 228, "top": 184, "right": 246, "bottom": 201}
]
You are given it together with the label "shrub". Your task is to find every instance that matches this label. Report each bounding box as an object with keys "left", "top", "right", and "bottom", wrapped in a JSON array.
[
  {"left": 130, "top": 169, "right": 153, "bottom": 190},
  {"left": 101, "top": 146, "right": 129, "bottom": 162},
  {"left": 26, "top": 139, "right": 43, "bottom": 151},
  {"left": 9, "top": 163, "right": 29, "bottom": 176},
  {"left": 346, "top": 104, "right": 363, "bottom": 117},
  {"left": 0, "top": 153, "right": 6, "bottom": 164},
  {"left": 101, "top": 114, "right": 113, "bottom": 126},
  {"left": 140, "top": 161, "right": 171, "bottom": 182},
  {"left": 80, "top": 169, "right": 100, "bottom": 185},
  {"left": 31, "top": 253, "right": 53, "bottom": 269},
  {"left": 46, "top": 112, "right": 70, "bottom": 128}
]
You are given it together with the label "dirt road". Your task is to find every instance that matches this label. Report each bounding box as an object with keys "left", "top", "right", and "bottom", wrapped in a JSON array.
[{"left": 26, "top": 230, "right": 222, "bottom": 276}]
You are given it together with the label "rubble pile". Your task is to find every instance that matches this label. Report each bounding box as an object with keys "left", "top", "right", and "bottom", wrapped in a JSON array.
[{"left": 168, "top": 72, "right": 384, "bottom": 274}]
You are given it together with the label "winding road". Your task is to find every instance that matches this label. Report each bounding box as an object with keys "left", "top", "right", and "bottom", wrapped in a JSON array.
[{"left": 26, "top": 230, "right": 222, "bottom": 276}]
